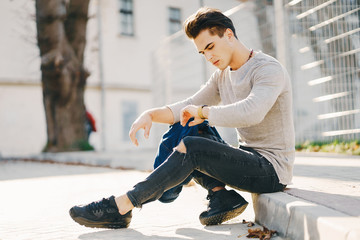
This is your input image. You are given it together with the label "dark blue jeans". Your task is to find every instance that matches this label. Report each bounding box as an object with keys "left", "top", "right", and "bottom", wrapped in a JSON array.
[
  {"left": 127, "top": 121, "right": 286, "bottom": 208},
  {"left": 153, "top": 120, "right": 226, "bottom": 203}
]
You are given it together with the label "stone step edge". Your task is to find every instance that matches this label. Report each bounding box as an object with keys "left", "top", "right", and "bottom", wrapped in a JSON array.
[{"left": 251, "top": 192, "right": 360, "bottom": 240}]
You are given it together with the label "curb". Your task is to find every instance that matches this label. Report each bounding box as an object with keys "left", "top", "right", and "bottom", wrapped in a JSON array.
[
  {"left": 252, "top": 192, "right": 360, "bottom": 240},
  {"left": 3, "top": 151, "right": 154, "bottom": 171},
  {"left": 295, "top": 152, "right": 360, "bottom": 159}
]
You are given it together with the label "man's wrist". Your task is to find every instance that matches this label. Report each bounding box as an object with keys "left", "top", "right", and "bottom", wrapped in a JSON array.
[
  {"left": 145, "top": 109, "right": 154, "bottom": 121},
  {"left": 197, "top": 105, "right": 208, "bottom": 119},
  {"left": 202, "top": 106, "right": 209, "bottom": 119},
  {"left": 202, "top": 106, "right": 210, "bottom": 119}
]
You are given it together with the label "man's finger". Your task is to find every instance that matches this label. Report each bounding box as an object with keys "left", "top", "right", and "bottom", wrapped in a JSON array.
[
  {"left": 144, "top": 123, "right": 151, "bottom": 139},
  {"left": 129, "top": 127, "right": 139, "bottom": 146},
  {"left": 181, "top": 109, "right": 191, "bottom": 126},
  {"left": 189, "top": 119, "right": 203, "bottom": 127},
  {"left": 180, "top": 111, "right": 186, "bottom": 126},
  {"left": 130, "top": 135, "right": 138, "bottom": 146}
]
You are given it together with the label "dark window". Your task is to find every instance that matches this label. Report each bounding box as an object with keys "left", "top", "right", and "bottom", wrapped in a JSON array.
[
  {"left": 122, "top": 101, "right": 138, "bottom": 141},
  {"left": 169, "top": 7, "right": 181, "bottom": 35},
  {"left": 119, "top": 0, "right": 134, "bottom": 36}
]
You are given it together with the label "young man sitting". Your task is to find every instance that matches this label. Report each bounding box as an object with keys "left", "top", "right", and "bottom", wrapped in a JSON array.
[{"left": 69, "top": 7, "right": 295, "bottom": 228}]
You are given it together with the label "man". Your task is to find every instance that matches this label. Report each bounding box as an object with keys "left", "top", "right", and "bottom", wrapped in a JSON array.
[{"left": 69, "top": 7, "right": 295, "bottom": 229}]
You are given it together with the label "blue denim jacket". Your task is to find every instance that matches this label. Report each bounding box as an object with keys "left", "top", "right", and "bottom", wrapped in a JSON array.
[{"left": 154, "top": 120, "right": 223, "bottom": 202}]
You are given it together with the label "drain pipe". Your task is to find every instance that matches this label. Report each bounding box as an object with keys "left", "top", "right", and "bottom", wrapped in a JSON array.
[{"left": 97, "top": 0, "right": 106, "bottom": 151}]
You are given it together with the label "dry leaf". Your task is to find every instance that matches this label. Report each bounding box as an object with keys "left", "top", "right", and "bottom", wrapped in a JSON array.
[
  {"left": 246, "top": 227, "right": 277, "bottom": 240},
  {"left": 247, "top": 228, "right": 262, "bottom": 238}
]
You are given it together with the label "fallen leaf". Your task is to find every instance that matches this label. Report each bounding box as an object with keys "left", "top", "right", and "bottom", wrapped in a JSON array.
[
  {"left": 247, "top": 228, "right": 262, "bottom": 238},
  {"left": 246, "top": 227, "right": 277, "bottom": 240}
]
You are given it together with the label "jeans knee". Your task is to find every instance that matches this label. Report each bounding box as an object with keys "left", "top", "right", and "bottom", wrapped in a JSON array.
[
  {"left": 175, "top": 140, "right": 187, "bottom": 153},
  {"left": 182, "top": 135, "right": 207, "bottom": 149},
  {"left": 182, "top": 136, "right": 194, "bottom": 146}
]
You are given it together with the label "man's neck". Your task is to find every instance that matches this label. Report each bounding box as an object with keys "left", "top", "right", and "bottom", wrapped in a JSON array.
[{"left": 229, "top": 43, "right": 253, "bottom": 71}]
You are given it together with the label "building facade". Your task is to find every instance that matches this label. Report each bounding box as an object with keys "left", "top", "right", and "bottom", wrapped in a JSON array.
[
  {"left": 2, "top": 0, "right": 357, "bottom": 157},
  {"left": 0, "top": 0, "right": 240, "bottom": 156}
]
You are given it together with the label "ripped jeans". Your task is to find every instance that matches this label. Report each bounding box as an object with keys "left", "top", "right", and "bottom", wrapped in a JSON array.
[{"left": 127, "top": 121, "right": 286, "bottom": 208}]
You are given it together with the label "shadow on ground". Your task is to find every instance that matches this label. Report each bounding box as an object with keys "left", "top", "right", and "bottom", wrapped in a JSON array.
[{"left": 78, "top": 223, "right": 250, "bottom": 240}]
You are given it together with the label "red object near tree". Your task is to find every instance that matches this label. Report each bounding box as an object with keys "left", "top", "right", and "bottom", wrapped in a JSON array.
[{"left": 86, "top": 111, "right": 97, "bottom": 132}]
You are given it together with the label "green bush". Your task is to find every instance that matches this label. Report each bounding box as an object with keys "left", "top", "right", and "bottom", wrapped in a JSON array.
[
  {"left": 73, "top": 140, "right": 95, "bottom": 151},
  {"left": 296, "top": 140, "right": 360, "bottom": 155},
  {"left": 42, "top": 139, "right": 95, "bottom": 152}
]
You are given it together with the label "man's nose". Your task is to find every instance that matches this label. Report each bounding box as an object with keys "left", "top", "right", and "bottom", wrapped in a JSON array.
[{"left": 204, "top": 52, "right": 212, "bottom": 61}]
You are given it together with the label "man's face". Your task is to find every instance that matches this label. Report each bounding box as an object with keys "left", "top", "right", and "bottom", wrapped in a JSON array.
[{"left": 194, "top": 29, "right": 234, "bottom": 70}]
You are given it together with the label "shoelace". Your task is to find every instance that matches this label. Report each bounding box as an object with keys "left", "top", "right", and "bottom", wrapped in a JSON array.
[
  {"left": 87, "top": 198, "right": 110, "bottom": 212},
  {"left": 206, "top": 190, "right": 215, "bottom": 200}
]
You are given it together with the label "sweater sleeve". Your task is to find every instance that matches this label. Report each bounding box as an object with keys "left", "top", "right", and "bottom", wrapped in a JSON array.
[
  {"left": 208, "top": 63, "right": 286, "bottom": 127},
  {"left": 167, "top": 70, "right": 222, "bottom": 123}
]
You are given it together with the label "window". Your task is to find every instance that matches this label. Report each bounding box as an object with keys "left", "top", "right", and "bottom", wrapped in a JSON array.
[
  {"left": 119, "top": 0, "right": 134, "bottom": 36},
  {"left": 122, "top": 101, "right": 138, "bottom": 141},
  {"left": 169, "top": 7, "right": 181, "bottom": 35}
]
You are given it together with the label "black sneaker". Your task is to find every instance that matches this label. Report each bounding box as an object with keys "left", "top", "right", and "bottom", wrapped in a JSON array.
[
  {"left": 199, "top": 189, "right": 248, "bottom": 226},
  {"left": 69, "top": 196, "right": 132, "bottom": 229}
]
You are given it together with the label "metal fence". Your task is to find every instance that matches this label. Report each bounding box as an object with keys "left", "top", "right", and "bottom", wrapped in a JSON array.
[
  {"left": 152, "top": 0, "right": 360, "bottom": 144},
  {"left": 286, "top": 0, "right": 360, "bottom": 142}
]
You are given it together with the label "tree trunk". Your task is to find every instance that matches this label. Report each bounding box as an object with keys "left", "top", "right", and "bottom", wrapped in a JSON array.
[{"left": 35, "top": 0, "right": 91, "bottom": 152}]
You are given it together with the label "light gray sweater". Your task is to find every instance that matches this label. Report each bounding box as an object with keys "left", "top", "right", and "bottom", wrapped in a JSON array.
[{"left": 167, "top": 52, "right": 295, "bottom": 185}]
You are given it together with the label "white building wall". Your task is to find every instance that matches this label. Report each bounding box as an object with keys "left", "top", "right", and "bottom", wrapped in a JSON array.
[
  {"left": 0, "top": 1, "right": 45, "bottom": 156},
  {"left": 0, "top": 1, "right": 40, "bottom": 82},
  {"left": 0, "top": 85, "right": 46, "bottom": 155},
  {"left": 0, "top": 0, "right": 243, "bottom": 156}
]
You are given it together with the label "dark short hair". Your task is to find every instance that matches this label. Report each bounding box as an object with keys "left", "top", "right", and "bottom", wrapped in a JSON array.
[{"left": 184, "top": 7, "right": 238, "bottom": 39}]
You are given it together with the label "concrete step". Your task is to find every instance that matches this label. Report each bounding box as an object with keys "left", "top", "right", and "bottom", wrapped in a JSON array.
[
  {"left": 252, "top": 191, "right": 360, "bottom": 240},
  {"left": 252, "top": 154, "right": 360, "bottom": 240}
]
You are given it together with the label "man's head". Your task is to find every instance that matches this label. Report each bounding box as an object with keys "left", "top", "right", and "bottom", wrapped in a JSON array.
[
  {"left": 184, "top": 7, "right": 239, "bottom": 70},
  {"left": 184, "top": 7, "right": 238, "bottom": 40}
]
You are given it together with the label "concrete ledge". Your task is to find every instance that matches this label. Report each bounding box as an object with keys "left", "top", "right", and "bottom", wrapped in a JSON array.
[{"left": 252, "top": 192, "right": 360, "bottom": 240}]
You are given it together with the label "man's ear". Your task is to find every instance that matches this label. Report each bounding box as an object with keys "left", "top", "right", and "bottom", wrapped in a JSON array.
[{"left": 225, "top": 28, "right": 234, "bottom": 40}]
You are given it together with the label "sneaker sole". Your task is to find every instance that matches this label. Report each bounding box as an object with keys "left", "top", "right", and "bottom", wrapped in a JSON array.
[
  {"left": 71, "top": 216, "right": 130, "bottom": 229},
  {"left": 200, "top": 202, "right": 248, "bottom": 226},
  {"left": 69, "top": 209, "right": 130, "bottom": 229}
]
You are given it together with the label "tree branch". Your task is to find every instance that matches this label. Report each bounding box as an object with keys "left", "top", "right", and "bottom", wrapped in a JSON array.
[{"left": 64, "top": 0, "right": 90, "bottom": 63}]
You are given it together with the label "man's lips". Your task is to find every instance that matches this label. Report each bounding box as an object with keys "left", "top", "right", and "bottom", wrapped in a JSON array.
[{"left": 213, "top": 60, "right": 219, "bottom": 65}]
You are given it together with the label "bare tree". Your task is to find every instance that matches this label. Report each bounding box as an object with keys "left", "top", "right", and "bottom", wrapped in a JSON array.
[{"left": 35, "top": 0, "right": 91, "bottom": 152}]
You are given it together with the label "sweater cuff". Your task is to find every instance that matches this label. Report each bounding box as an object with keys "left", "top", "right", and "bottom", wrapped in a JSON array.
[
  {"left": 166, "top": 102, "right": 184, "bottom": 123},
  {"left": 207, "top": 107, "right": 216, "bottom": 126}
]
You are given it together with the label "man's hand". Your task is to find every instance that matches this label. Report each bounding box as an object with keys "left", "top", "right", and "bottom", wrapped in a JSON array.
[
  {"left": 180, "top": 105, "right": 205, "bottom": 127},
  {"left": 129, "top": 112, "right": 152, "bottom": 146}
]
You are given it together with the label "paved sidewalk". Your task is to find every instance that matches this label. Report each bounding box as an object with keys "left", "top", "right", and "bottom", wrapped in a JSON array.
[
  {"left": 1, "top": 151, "right": 359, "bottom": 240},
  {"left": 0, "top": 160, "right": 275, "bottom": 240}
]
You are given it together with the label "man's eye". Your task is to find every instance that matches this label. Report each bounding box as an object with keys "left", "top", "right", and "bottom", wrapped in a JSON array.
[{"left": 208, "top": 45, "right": 214, "bottom": 50}]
